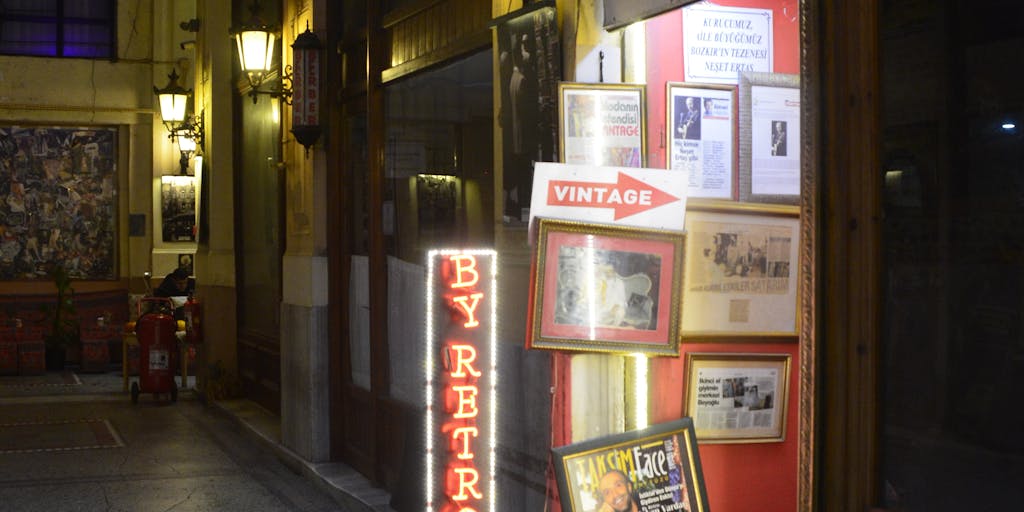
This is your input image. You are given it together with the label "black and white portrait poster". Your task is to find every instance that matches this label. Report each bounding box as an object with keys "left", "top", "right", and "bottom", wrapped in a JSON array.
[
  {"left": 0, "top": 125, "right": 118, "bottom": 280},
  {"left": 495, "top": 4, "right": 560, "bottom": 224}
]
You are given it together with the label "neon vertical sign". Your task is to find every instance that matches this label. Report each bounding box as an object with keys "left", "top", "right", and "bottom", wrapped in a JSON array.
[{"left": 426, "top": 249, "right": 497, "bottom": 512}]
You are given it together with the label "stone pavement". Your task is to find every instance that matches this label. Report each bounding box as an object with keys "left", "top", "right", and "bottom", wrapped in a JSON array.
[{"left": 0, "top": 371, "right": 394, "bottom": 512}]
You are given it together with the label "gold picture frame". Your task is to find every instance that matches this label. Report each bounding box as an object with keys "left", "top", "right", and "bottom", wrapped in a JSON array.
[
  {"left": 681, "top": 199, "right": 800, "bottom": 341},
  {"left": 527, "top": 218, "right": 685, "bottom": 356},
  {"left": 666, "top": 82, "right": 738, "bottom": 200},
  {"left": 558, "top": 82, "right": 647, "bottom": 167},
  {"left": 684, "top": 352, "right": 792, "bottom": 443}
]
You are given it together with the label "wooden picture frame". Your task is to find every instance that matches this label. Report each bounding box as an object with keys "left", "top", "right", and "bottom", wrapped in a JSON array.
[
  {"left": 681, "top": 199, "right": 800, "bottom": 341},
  {"left": 666, "top": 82, "right": 738, "bottom": 200},
  {"left": 684, "top": 352, "right": 791, "bottom": 443},
  {"left": 738, "top": 71, "right": 800, "bottom": 204},
  {"left": 528, "top": 218, "right": 684, "bottom": 356},
  {"left": 552, "top": 418, "right": 710, "bottom": 512},
  {"left": 559, "top": 82, "right": 647, "bottom": 168}
]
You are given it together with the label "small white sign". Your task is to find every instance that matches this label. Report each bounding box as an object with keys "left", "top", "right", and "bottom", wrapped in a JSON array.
[
  {"left": 529, "top": 162, "right": 688, "bottom": 238},
  {"left": 683, "top": 4, "right": 774, "bottom": 84}
]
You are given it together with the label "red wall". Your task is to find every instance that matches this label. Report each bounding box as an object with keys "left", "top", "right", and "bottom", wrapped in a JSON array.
[
  {"left": 645, "top": 2, "right": 801, "bottom": 511},
  {"left": 644, "top": 1, "right": 800, "bottom": 169}
]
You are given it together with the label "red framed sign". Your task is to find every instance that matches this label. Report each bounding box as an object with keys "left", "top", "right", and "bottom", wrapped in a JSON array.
[{"left": 527, "top": 218, "right": 685, "bottom": 356}]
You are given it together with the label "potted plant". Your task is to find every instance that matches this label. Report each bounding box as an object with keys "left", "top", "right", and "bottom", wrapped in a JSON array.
[{"left": 44, "top": 265, "right": 79, "bottom": 371}]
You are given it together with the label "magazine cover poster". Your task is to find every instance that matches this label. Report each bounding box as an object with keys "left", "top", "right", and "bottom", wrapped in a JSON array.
[{"left": 553, "top": 418, "right": 708, "bottom": 512}]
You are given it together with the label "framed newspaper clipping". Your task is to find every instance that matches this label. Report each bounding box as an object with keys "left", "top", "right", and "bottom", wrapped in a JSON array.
[
  {"left": 559, "top": 82, "right": 646, "bottom": 168},
  {"left": 527, "top": 218, "right": 685, "bottom": 356},
  {"left": 684, "top": 352, "right": 791, "bottom": 443},
  {"left": 738, "top": 71, "right": 800, "bottom": 204},
  {"left": 552, "top": 418, "right": 709, "bottom": 512},
  {"left": 667, "top": 82, "right": 738, "bottom": 200},
  {"left": 681, "top": 199, "right": 799, "bottom": 341}
]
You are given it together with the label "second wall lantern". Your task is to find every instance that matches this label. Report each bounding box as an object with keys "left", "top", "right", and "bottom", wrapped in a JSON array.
[{"left": 230, "top": 2, "right": 323, "bottom": 152}]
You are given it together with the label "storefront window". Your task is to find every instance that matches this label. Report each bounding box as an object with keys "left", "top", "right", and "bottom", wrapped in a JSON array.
[{"left": 880, "top": 2, "right": 1024, "bottom": 509}]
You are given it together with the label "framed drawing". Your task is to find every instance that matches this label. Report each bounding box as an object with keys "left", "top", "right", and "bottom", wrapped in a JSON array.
[
  {"left": 681, "top": 199, "right": 799, "bottom": 340},
  {"left": 0, "top": 125, "right": 118, "bottom": 280},
  {"left": 160, "top": 175, "right": 197, "bottom": 242},
  {"left": 559, "top": 82, "right": 646, "bottom": 168},
  {"left": 528, "top": 218, "right": 684, "bottom": 356},
  {"left": 684, "top": 352, "right": 791, "bottom": 443},
  {"left": 666, "top": 82, "right": 738, "bottom": 200},
  {"left": 738, "top": 71, "right": 800, "bottom": 204},
  {"left": 552, "top": 418, "right": 710, "bottom": 512}
]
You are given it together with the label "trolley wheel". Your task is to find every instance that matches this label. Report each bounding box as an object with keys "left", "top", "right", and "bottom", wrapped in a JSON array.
[
  {"left": 130, "top": 382, "right": 139, "bottom": 404},
  {"left": 170, "top": 381, "right": 178, "bottom": 403}
]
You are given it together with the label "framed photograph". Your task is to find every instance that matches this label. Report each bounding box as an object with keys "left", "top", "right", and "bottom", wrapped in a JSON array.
[
  {"left": 160, "top": 175, "right": 197, "bottom": 242},
  {"left": 552, "top": 418, "right": 710, "bottom": 512},
  {"left": 738, "top": 71, "right": 800, "bottom": 204},
  {"left": 684, "top": 352, "right": 791, "bottom": 443},
  {"left": 666, "top": 82, "right": 738, "bottom": 200},
  {"left": 559, "top": 82, "right": 646, "bottom": 168},
  {"left": 528, "top": 218, "right": 684, "bottom": 356},
  {"left": 681, "top": 199, "right": 799, "bottom": 340}
]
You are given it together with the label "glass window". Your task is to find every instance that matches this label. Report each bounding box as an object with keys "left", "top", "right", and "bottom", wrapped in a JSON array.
[
  {"left": 881, "top": 2, "right": 1024, "bottom": 509},
  {"left": 383, "top": 49, "right": 495, "bottom": 263},
  {"left": 0, "top": 0, "right": 115, "bottom": 58}
]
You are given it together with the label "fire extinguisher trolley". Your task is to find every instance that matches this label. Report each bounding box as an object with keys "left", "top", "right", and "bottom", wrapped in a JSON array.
[{"left": 131, "top": 297, "right": 178, "bottom": 404}]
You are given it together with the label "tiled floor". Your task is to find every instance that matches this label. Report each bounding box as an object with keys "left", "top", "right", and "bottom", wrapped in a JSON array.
[{"left": 0, "top": 370, "right": 395, "bottom": 512}]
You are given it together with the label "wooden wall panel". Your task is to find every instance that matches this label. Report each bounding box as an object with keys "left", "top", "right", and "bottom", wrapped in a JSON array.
[{"left": 382, "top": 0, "right": 492, "bottom": 83}]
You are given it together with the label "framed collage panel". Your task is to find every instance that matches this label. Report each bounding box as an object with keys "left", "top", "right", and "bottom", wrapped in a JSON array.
[
  {"left": 684, "top": 352, "right": 791, "bottom": 443},
  {"left": 527, "top": 218, "right": 685, "bottom": 356}
]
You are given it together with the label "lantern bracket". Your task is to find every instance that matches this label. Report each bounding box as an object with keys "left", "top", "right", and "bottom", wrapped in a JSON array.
[{"left": 248, "top": 65, "right": 293, "bottom": 105}]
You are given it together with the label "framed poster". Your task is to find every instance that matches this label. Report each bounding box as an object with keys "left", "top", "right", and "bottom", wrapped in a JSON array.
[
  {"left": 684, "top": 352, "right": 791, "bottom": 443},
  {"left": 552, "top": 418, "right": 709, "bottom": 512},
  {"left": 681, "top": 199, "right": 799, "bottom": 340},
  {"left": 160, "top": 175, "right": 197, "bottom": 242},
  {"left": 559, "top": 82, "right": 647, "bottom": 168},
  {"left": 527, "top": 218, "right": 684, "bottom": 356},
  {"left": 0, "top": 125, "right": 118, "bottom": 280},
  {"left": 667, "top": 82, "right": 738, "bottom": 200},
  {"left": 494, "top": 3, "right": 560, "bottom": 225},
  {"left": 738, "top": 71, "right": 800, "bottom": 204}
]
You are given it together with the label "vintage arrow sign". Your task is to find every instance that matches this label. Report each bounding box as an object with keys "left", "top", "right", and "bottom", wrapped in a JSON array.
[
  {"left": 529, "top": 163, "right": 689, "bottom": 238},
  {"left": 548, "top": 172, "right": 680, "bottom": 220}
]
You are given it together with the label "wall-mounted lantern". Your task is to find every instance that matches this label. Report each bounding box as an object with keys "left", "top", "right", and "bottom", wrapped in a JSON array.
[
  {"left": 154, "top": 69, "right": 205, "bottom": 174},
  {"left": 230, "top": 1, "right": 323, "bottom": 153}
]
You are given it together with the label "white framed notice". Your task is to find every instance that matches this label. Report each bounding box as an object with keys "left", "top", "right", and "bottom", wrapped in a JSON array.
[
  {"left": 683, "top": 4, "right": 773, "bottom": 85},
  {"left": 558, "top": 82, "right": 646, "bottom": 167},
  {"left": 667, "top": 82, "right": 737, "bottom": 200},
  {"left": 739, "top": 72, "right": 800, "bottom": 204}
]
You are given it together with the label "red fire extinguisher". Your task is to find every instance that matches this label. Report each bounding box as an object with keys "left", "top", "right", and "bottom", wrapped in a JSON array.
[{"left": 184, "top": 294, "right": 202, "bottom": 345}]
